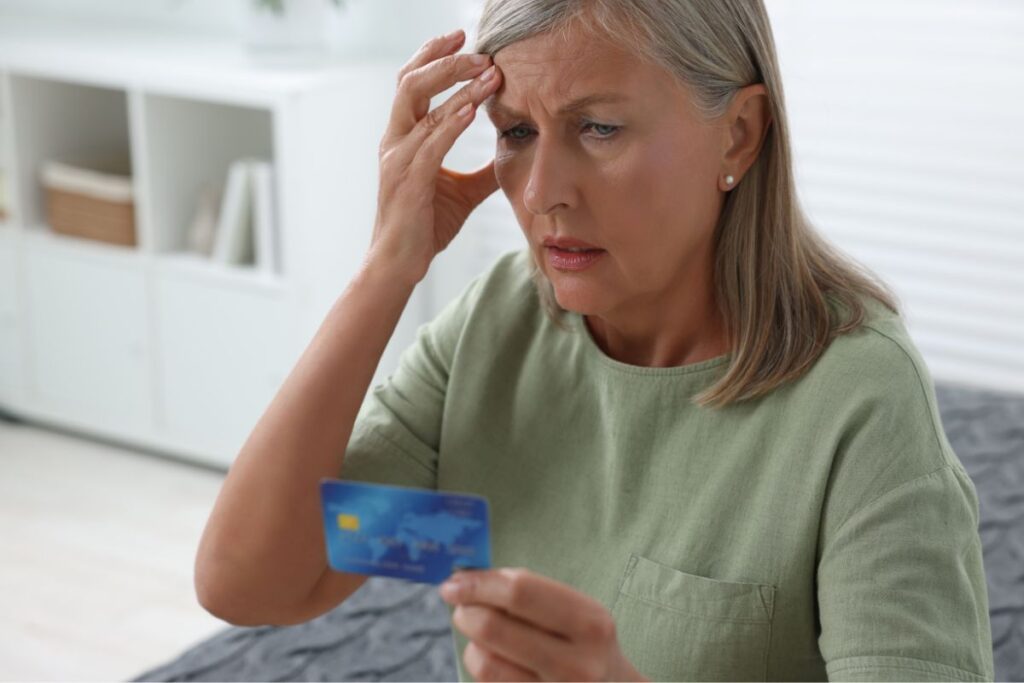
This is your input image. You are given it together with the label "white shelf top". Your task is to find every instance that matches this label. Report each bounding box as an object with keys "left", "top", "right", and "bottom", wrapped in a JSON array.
[
  {"left": 0, "top": 13, "right": 400, "bottom": 106},
  {"left": 156, "top": 251, "right": 288, "bottom": 295}
]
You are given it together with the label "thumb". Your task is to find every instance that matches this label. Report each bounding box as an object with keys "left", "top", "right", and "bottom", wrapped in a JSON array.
[{"left": 461, "top": 158, "right": 500, "bottom": 208}]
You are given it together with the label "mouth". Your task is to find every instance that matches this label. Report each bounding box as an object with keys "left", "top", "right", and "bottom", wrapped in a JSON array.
[
  {"left": 542, "top": 236, "right": 603, "bottom": 251},
  {"left": 544, "top": 245, "right": 606, "bottom": 271},
  {"left": 547, "top": 246, "right": 602, "bottom": 253},
  {"left": 545, "top": 246, "right": 605, "bottom": 256}
]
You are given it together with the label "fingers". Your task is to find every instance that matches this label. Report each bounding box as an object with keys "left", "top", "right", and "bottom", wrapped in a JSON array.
[
  {"left": 408, "top": 64, "right": 502, "bottom": 176},
  {"left": 454, "top": 605, "right": 569, "bottom": 678},
  {"left": 463, "top": 642, "right": 540, "bottom": 682},
  {"left": 442, "top": 567, "right": 607, "bottom": 643},
  {"left": 386, "top": 31, "right": 492, "bottom": 141},
  {"left": 397, "top": 28, "right": 464, "bottom": 84}
]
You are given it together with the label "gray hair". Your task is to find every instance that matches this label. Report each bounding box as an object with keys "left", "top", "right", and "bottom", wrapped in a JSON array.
[{"left": 473, "top": 0, "right": 901, "bottom": 408}]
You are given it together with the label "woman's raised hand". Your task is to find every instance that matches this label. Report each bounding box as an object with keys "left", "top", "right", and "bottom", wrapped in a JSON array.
[{"left": 368, "top": 29, "right": 503, "bottom": 286}]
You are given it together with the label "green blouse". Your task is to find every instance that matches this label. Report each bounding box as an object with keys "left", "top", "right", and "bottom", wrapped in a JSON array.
[{"left": 339, "top": 249, "right": 994, "bottom": 682}]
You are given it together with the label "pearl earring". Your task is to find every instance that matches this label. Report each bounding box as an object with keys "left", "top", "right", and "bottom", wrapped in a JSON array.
[{"left": 725, "top": 175, "right": 735, "bottom": 187}]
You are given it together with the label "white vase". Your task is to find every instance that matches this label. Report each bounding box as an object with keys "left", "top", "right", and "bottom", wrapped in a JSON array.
[{"left": 244, "top": 0, "right": 345, "bottom": 65}]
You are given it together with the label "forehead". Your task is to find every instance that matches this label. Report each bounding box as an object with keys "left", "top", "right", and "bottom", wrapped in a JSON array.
[
  {"left": 487, "top": 23, "right": 672, "bottom": 118},
  {"left": 493, "top": 27, "right": 637, "bottom": 83}
]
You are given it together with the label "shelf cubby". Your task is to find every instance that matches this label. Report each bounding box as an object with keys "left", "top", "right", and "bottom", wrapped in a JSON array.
[
  {"left": 140, "top": 93, "right": 274, "bottom": 264},
  {"left": 8, "top": 75, "right": 133, "bottom": 240}
]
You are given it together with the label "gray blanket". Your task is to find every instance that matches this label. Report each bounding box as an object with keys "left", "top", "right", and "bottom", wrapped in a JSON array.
[{"left": 133, "top": 381, "right": 1024, "bottom": 682}]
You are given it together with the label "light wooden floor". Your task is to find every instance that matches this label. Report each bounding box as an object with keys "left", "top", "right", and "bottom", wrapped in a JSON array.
[{"left": 0, "top": 415, "right": 232, "bottom": 682}]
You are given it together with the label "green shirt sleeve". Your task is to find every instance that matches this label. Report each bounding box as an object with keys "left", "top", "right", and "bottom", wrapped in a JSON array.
[
  {"left": 337, "top": 272, "right": 485, "bottom": 490},
  {"left": 816, "top": 324, "right": 995, "bottom": 682},
  {"left": 818, "top": 465, "right": 994, "bottom": 682}
]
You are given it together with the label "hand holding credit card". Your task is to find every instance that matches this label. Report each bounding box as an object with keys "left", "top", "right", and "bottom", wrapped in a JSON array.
[{"left": 319, "top": 478, "right": 492, "bottom": 585}]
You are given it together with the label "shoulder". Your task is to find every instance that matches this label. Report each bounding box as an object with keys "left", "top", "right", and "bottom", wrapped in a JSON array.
[
  {"left": 795, "top": 293, "right": 958, "bottom": 470},
  {"left": 451, "top": 247, "right": 544, "bottom": 330},
  {"left": 800, "top": 294, "right": 971, "bottom": 518},
  {"left": 438, "top": 248, "right": 535, "bottom": 310},
  {"left": 465, "top": 248, "right": 538, "bottom": 310},
  {"left": 419, "top": 248, "right": 541, "bottom": 355},
  {"left": 805, "top": 294, "right": 935, "bottom": 413}
]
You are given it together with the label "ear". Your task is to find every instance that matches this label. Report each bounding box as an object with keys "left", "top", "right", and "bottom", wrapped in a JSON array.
[{"left": 720, "top": 84, "right": 773, "bottom": 183}]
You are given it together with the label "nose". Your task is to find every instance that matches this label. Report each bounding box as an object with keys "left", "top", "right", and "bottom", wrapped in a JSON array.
[{"left": 523, "top": 136, "right": 574, "bottom": 216}]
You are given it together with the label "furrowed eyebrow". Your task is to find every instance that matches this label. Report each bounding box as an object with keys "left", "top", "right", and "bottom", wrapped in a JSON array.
[{"left": 484, "top": 92, "right": 629, "bottom": 119}]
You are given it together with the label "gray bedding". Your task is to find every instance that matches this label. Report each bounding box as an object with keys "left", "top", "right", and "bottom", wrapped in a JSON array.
[{"left": 132, "top": 381, "right": 1024, "bottom": 682}]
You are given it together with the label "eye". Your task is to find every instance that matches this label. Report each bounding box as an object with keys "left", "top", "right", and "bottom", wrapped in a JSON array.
[
  {"left": 497, "top": 121, "right": 621, "bottom": 144},
  {"left": 499, "top": 125, "right": 533, "bottom": 142},
  {"left": 583, "top": 122, "right": 620, "bottom": 139}
]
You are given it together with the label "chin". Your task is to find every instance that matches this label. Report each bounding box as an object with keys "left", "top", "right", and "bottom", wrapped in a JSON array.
[
  {"left": 550, "top": 279, "right": 603, "bottom": 315},
  {"left": 531, "top": 248, "right": 606, "bottom": 314}
]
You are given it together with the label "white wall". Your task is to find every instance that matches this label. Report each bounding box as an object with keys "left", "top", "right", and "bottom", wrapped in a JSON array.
[
  {"left": 0, "top": 0, "right": 482, "bottom": 57},
  {"left": 768, "top": 0, "right": 1024, "bottom": 393},
  {"left": 0, "top": 0, "right": 244, "bottom": 36}
]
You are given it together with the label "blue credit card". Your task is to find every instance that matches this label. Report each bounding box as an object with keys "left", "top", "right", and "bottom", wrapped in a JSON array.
[{"left": 319, "top": 478, "right": 491, "bottom": 585}]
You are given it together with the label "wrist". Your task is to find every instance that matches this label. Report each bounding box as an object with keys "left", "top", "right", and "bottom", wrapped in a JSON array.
[{"left": 361, "top": 248, "right": 427, "bottom": 291}]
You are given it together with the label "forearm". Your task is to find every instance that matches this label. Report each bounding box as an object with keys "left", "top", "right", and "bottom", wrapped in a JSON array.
[{"left": 194, "top": 256, "right": 417, "bottom": 622}]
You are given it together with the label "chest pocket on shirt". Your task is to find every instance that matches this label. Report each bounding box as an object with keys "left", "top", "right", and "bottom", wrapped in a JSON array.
[{"left": 611, "top": 553, "right": 776, "bottom": 682}]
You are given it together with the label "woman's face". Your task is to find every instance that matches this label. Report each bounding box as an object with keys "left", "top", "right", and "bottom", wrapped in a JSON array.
[{"left": 486, "top": 24, "right": 730, "bottom": 319}]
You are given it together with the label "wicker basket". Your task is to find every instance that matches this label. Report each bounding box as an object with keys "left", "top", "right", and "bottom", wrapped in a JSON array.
[{"left": 40, "top": 156, "right": 136, "bottom": 246}]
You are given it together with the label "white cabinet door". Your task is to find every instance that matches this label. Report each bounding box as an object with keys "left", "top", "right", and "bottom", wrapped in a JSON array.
[
  {"left": 0, "top": 231, "right": 22, "bottom": 407},
  {"left": 155, "top": 271, "right": 296, "bottom": 468},
  {"left": 24, "top": 237, "right": 152, "bottom": 435}
]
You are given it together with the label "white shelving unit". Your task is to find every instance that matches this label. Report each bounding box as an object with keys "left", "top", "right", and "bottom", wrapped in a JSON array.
[{"left": 0, "top": 16, "right": 428, "bottom": 469}]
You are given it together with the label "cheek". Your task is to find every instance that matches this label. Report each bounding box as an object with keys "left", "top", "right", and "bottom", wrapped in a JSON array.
[
  {"left": 594, "top": 146, "right": 674, "bottom": 248},
  {"left": 494, "top": 154, "right": 536, "bottom": 239},
  {"left": 494, "top": 152, "right": 532, "bottom": 225},
  {"left": 620, "top": 141, "right": 706, "bottom": 234},
  {"left": 637, "top": 138, "right": 695, "bottom": 197},
  {"left": 493, "top": 149, "right": 518, "bottom": 189}
]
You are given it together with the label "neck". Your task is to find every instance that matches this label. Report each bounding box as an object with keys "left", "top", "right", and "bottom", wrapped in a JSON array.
[{"left": 584, "top": 268, "right": 728, "bottom": 368}]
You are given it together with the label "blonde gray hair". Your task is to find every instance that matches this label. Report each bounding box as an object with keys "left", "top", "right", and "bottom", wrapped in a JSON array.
[{"left": 473, "top": 0, "right": 901, "bottom": 408}]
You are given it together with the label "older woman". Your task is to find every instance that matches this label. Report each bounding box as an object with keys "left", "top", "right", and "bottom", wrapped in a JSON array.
[{"left": 195, "top": 1, "right": 995, "bottom": 681}]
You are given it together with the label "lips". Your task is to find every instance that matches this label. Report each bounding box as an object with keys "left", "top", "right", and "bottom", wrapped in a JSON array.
[
  {"left": 541, "top": 236, "right": 604, "bottom": 251},
  {"left": 546, "top": 246, "right": 606, "bottom": 271}
]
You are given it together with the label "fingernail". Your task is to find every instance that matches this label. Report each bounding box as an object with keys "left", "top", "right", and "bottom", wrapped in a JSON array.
[
  {"left": 444, "top": 29, "right": 463, "bottom": 42},
  {"left": 479, "top": 65, "right": 496, "bottom": 82},
  {"left": 469, "top": 53, "right": 489, "bottom": 65},
  {"left": 440, "top": 580, "right": 463, "bottom": 599}
]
